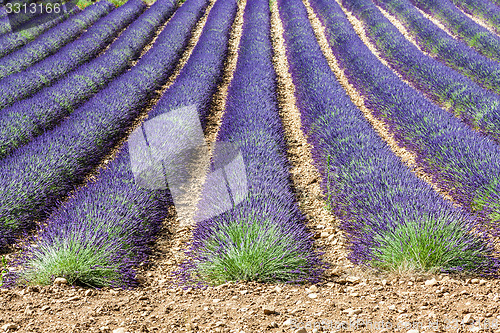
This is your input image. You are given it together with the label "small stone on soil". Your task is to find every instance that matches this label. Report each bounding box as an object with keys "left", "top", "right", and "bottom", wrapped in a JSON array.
[{"left": 53, "top": 277, "right": 67, "bottom": 286}]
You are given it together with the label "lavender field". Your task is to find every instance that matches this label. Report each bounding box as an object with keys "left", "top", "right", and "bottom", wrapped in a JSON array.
[{"left": 1, "top": 0, "right": 500, "bottom": 294}]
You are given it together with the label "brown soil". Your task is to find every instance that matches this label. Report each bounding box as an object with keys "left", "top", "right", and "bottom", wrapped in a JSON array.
[{"left": 2, "top": 1, "right": 500, "bottom": 333}]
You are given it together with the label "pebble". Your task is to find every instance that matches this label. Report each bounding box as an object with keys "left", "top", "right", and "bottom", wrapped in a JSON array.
[
  {"left": 295, "top": 328, "right": 307, "bottom": 333},
  {"left": 263, "top": 306, "right": 277, "bottom": 315},
  {"left": 40, "top": 305, "right": 50, "bottom": 311},
  {"left": 53, "top": 277, "right": 67, "bottom": 286},
  {"left": 425, "top": 278, "right": 438, "bottom": 287},
  {"left": 283, "top": 318, "right": 295, "bottom": 326},
  {"left": 24, "top": 305, "right": 34, "bottom": 316},
  {"left": 342, "top": 308, "right": 362, "bottom": 316},
  {"left": 213, "top": 299, "right": 221, "bottom": 303},
  {"left": 463, "top": 313, "right": 474, "bottom": 324},
  {"left": 85, "top": 289, "right": 93, "bottom": 297},
  {"left": 307, "top": 293, "right": 318, "bottom": 299},
  {"left": 320, "top": 232, "right": 329, "bottom": 238},
  {"left": 112, "top": 328, "right": 127, "bottom": 333},
  {"left": 407, "top": 330, "right": 419, "bottom": 333},
  {"left": 346, "top": 276, "right": 360, "bottom": 284},
  {"left": 470, "top": 279, "right": 480, "bottom": 284},
  {"left": 308, "top": 285, "right": 318, "bottom": 292},
  {"left": 274, "top": 286, "right": 282, "bottom": 293},
  {"left": 1, "top": 323, "right": 18, "bottom": 331}
]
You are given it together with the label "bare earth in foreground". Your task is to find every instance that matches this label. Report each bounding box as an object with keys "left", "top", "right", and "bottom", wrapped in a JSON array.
[{"left": 1, "top": 214, "right": 500, "bottom": 333}]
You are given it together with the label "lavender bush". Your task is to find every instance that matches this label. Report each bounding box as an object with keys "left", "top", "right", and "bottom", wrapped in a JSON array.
[
  {"left": 311, "top": 0, "right": 500, "bottom": 238},
  {"left": 0, "top": 0, "right": 38, "bottom": 36},
  {"left": 449, "top": 0, "right": 500, "bottom": 35},
  {"left": 5, "top": 150, "right": 170, "bottom": 288},
  {"left": 5, "top": 0, "right": 237, "bottom": 288},
  {"left": 341, "top": 0, "right": 500, "bottom": 144},
  {"left": 0, "top": 0, "right": 145, "bottom": 108},
  {"left": 410, "top": 0, "right": 500, "bottom": 62},
  {"left": 0, "top": 0, "right": 177, "bottom": 160},
  {"left": 280, "top": 0, "right": 500, "bottom": 274}
]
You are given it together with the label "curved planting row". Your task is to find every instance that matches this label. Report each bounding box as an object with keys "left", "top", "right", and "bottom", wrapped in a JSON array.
[
  {"left": 410, "top": 0, "right": 500, "bottom": 62},
  {"left": 0, "top": 0, "right": 146, "bottom": 109},
  {"left": 0, "top": 0, "right": 176, "bottom": 160},
  {"left": 0, "top": 6, "right": 81, "bottom": 58},
  {"left": 5, "top": 0, "right": 237, "bottom": 288},
  {"left": 280, "top": 0, "right": 499, "bottom": 275},
  {"left": 145, "top": 0, "right": 236, "bottom": 125},
  {"left": 310, "top": 0, "right": 500, "bottom": 236},
  {"left": 373, "top": 0, "right": 500, "bottom": 95},
  {"left": 0, "top": 10, "right": 6, "bottom": 36},
  {"left": 178, "top": 0, "right": 326, "bottom": 286},
  {"left": 341, "top": 0, "right": 500, "bottom": 144},
  {"left": 0, "top": 0, "right": 209, "bottom": 251},
  {"left": 0, "top": 0, "right": 38, "bottom": 36},
  {"left": 0, "top": 1, "right": 113, "bottom": 72},
  {"left": 448, "top": 0, "right": 500, "bottom": 35}
]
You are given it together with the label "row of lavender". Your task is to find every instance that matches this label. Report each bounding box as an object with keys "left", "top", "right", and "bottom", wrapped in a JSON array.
[
  {"left": 410, "top": 0, "right": 500, "bottom": 62},
  {"left": 0, "top": 0, "right": 146, "bottom": 109},
  {"left": 178, "top": 0, "right": 325, "bottom": 286},
  {"left": 0, "top": 1, "right": 114, "bottom": 78},
  {"left": 6, "top": 0, "right": 238, "bottom": 288},
  {"left": 341, "top": 0, "right": 500, "bottom": 145},
  {"left": 0, "top": 3, "right": 81, "bottom": 53},
  {"left": 448, "top": 0, "right": 500, "bottom": 35},
  {"left": 0, "top": 0, "right": 40, "bottom": 36},
  {"left": 310, "top": 0, "right": 500, "bottom": 237},
  {"left": 278, "top": 0, "right": 499, "bottom": 274},
  {"left": 0, "top": 1, "right": 110, "bottom": 60},
  {"left": 374, "top": 0, "right": 500, "bottom": 96},
  {"left": 0, "top": 0, "right": 208, "bottom": 251},
  {"left": 0, "top": 0, "right": 175, "bottom": 160}
]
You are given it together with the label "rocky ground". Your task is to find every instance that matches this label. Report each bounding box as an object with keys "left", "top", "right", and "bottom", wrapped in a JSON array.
[{"left": 2, "top": 225, "right": 500, "bottom": 333}]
